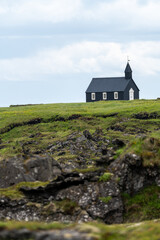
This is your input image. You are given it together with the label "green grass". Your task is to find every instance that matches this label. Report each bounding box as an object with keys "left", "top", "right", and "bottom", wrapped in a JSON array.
[
  {"left": 122, "top": 186, "right": 160, "bottom": 222},
  {"left": 0, "top": 100, "right": 159, "bottom": 164},
  {"left": 0, "top": 99, "right": 159, "bottom": 129},
  {"left": 124, "top": 137, "right": 160, "bottom": 167},
  {"left": 0, "top": 100, "right": 159, "bottom": 239},
  {"left": 114, "top": 147, "right": 125, "bottom": 159}
]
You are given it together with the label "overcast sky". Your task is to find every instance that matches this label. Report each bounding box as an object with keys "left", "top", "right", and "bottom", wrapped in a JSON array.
[{"left": 0, "top": 0, "right": 160, "bottom": 106}]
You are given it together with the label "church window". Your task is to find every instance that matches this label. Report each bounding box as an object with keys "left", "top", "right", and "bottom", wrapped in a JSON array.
[
  {"left": 114, "top": 92, "right": 118, "bottom": 99},
  {"left": 103, "top": 92, "right": 107, "bottom": 100},
  {"left": 91, "top": 93, "right": 96, "bottom": 100}
]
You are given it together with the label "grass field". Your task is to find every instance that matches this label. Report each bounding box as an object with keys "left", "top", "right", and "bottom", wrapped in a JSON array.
[
  {"left": 0, "top": 100, "right": 159, "bottom": 128},
  {"left": 0, "top": 99, "right": 160, "bottom": 161}
]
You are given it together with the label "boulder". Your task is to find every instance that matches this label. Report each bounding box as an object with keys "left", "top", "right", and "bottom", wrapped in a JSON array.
[{"left": 0, "top": 155, "right": 61, "bottom": 188}]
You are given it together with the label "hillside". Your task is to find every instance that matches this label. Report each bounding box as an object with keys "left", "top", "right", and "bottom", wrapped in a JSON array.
[
  {"left": 0, "top": 99, "right": 160, "bottom": 238},
  {"left": 0, "top": 99, "right": 160, "bottom": 160}
]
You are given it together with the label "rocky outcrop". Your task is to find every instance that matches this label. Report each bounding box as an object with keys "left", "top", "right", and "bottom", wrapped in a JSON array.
[
  {"left": 1, "top": 152, "right": 160, "bottom": 224},
  {"left": 0, "top": 155, "right": 61, "bottom": 188},
  {"left": 109, "top": 153, "right": 160, "bottom": 194},
  {"left": 0, "top": 170, "right": 123, "bottom": 224},
  {"left": 0, "top": 130, "right": 160, "bottom": 224}
]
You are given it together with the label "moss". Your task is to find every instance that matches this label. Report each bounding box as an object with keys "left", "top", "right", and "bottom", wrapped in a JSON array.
[
  {"left": 122, "top": 185, "right": 160, "bottom": 222},
  {"left": 43, "top": 199, "right": 78, "bottom": 216},
  {"left": 99, "top": 196, "right": 112, "bottom": 204},
  {"left": 55, "top": 199, "right": 78, "bottom": 215},
  {"left": 0, "top": 221, "right": 69, "bottom": 231},
  {"left": 43, "top": 202, "right": 57, "bottom": 215},
  {"left": 0, "top": 187, "right": 24, "bottom": 200},
  {"left": 26, "top": 202, "right": 42, "bottom": 208},
  {"left": 73, "top": 167, "right": 100, "bottom": 173},
  {"left": 99, "top": 172, "right": 113, "bottom": 182},
  {"left": 115, "top": 177, "right": 120, "bottom": 183},
  {"left": 0, "top": 181, "right": 49, "bottom": 200}
]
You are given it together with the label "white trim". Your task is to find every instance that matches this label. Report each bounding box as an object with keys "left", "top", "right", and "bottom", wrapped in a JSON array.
[
  {"left": 129, "top": 88, "right": 134, "bottom": 100},
  {"left": 114, "top": 92, "right": 118, "bottom": 99},
  {"left": 91, "top": 92, "right": 96, "bottom": 100},
  {"left": 103, "top": 92, "right": 107, "bottom": 100}
]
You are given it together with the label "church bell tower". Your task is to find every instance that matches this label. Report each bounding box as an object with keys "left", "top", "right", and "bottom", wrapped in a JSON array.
[{"left": 125, "top": 61, "right": 132, "bottom": 79}]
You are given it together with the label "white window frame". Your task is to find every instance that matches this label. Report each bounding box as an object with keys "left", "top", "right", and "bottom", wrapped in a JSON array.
[
  {"left": 103, "top": 92, "right": 107, "bottom": 100},
  {"left": 114, "top": 92, "right": 118, "bottom": 100},
  {"left": 91, "top": 93, "right": 96, "bottom": 100},
  {"left": 129, "top": 88, "right": 134, "bottom": 100}
]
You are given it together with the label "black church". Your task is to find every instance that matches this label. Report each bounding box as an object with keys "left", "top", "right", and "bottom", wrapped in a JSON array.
[{"left": 85, "top": 62, "right": 139, "bottom": 102}]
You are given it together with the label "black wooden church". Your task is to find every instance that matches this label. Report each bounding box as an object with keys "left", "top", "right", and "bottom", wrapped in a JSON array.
[{"left": 85, "top": 62, "right": 139, "bottom": 102}]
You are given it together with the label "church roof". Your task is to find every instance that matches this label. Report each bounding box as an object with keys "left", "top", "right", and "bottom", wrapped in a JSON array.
[{"left": 86, "top": 77, "right": 131, "bottom": 93}]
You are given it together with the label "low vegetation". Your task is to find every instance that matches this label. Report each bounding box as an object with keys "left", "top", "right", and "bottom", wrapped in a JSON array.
[
  {"left": 0, "top": 100, "right": 159, "bottom": 164},
  {"left": 0, "top": 181, "right": 49, "bottom": 200},
  {"left": 0, "top": 100, "right": 159, "bottom": 238},
  {"left": 99, "top": 196, "right": 112, "bottom": 204},
  {"left": 123, "top": 185, "right": 160, "bottom": 222},
  {"left": 1, "top": 220, "right": 160, "bottom": 240},
  {"left": 0, "top": 221, "right": 68, "bottom": 231},
  {"left": 43, "top": 199, "right": 78, "bottom": 216},
  {"left": 99, "top": 173, "right": 113, "bottom": 182}
]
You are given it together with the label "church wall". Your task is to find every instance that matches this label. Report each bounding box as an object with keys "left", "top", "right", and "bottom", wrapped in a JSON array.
[
  {"left": 86, "top": 92, "right": 124, "bottom": 102},
  {"left": 124, "top": 80, "right": 139, "bottom": 100}
]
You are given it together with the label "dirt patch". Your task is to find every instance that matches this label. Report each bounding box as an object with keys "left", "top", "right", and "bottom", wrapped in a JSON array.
[
  {"left": 0, "top": 115, "right": 82, "bottom": 135},
  {"left": 0, "top": 118, "right": 43, "bottom": 134},
  {"left": 94, "top": 113, "right": 118, "bottom": 118},
  {"left": 133, "top": 112, "right": 160, "bottom": 120}
]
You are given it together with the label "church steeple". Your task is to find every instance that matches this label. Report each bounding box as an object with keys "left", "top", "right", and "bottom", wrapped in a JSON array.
[{"left": 125, "top": 61, "right": 132, "bottom": 79}]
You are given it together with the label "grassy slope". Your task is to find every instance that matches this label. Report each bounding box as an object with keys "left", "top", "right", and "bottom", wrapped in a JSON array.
[
  {"left": 0, "top": 99, "right": 160, "bottom": 160},
  {"left": 0, "top": 100, "right": 160, "bottom": 226},
  {"left": 0, "top": 100, "right": 159, "bottom": 126}
]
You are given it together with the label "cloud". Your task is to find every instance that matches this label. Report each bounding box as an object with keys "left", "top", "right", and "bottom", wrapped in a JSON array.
[
  {"left": 82, "top": 0, "right": 160, "bottom": 31},
  {"left": 0, "top": 0, "right": 160, "bottom": 32},
  {"left": 0, "top": 0, "right": 82, "bottom": 25},
  {"left": 0, "top": 41, "right": 160, "bottom": 81}
]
